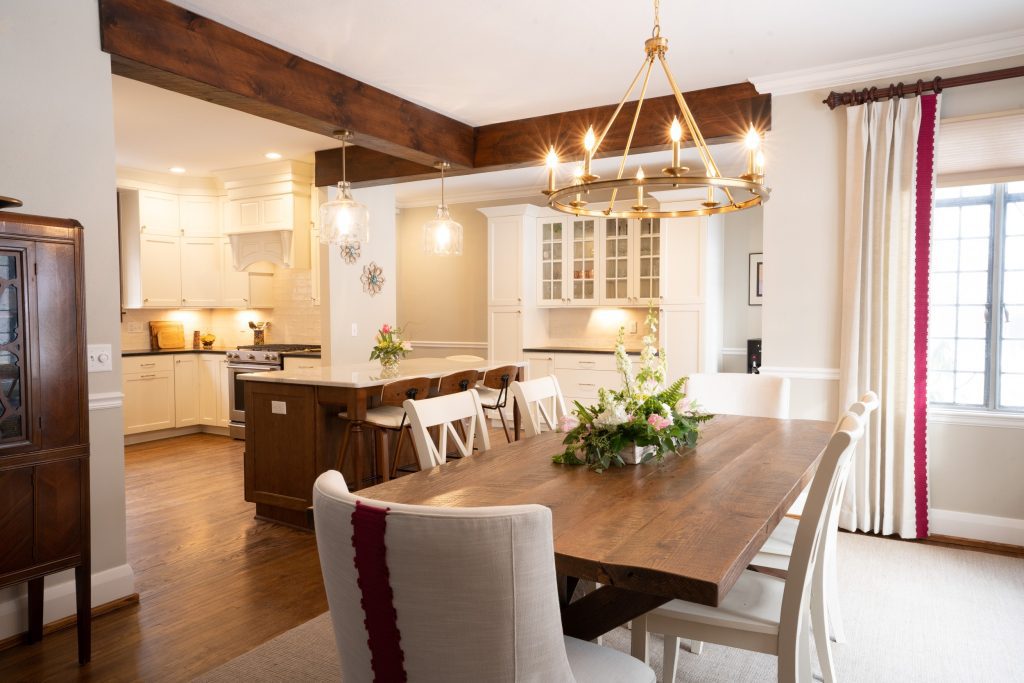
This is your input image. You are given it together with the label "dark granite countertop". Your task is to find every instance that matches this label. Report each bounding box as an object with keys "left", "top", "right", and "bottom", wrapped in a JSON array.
[
  {"left": 522, "top": 346, "right": 642, "bottom": 355},
  {"left": 122, "top": 347, "right": 235, "bottom": 356}
]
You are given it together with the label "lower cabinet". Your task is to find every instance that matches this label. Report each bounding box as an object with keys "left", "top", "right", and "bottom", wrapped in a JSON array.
[
  {"left": 198, "top": 354, "right": 231, "bottom": 428},
  {"left": 173, "top": 355, "right": 199, "bottom": 427},
  {"left": 124, "top": 353, "right": 230, "bottom": 435},
  {"left": 123, "top": 356, "right": 175, "bottom": 434},
  {"left": 551, "top": 352, "right": 640, "bottom": 409}
]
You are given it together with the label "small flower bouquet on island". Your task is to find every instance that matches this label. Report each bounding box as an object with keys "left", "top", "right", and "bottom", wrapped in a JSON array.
[
  {"left": 554, "top": 309, "right": 712, "bottom": 472},
  {"left": 369, "top": 323, "right": 411, "bottom": 371}
]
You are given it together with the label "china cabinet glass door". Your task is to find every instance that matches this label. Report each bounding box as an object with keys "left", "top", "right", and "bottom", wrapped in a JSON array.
[
  {"left": 538, "top": 220, "right": 565, "bottom": 304},
  {"left": 602, "top": 218, "right": 631, "bottom": 304},
  {"left": 569, "top": 218, "right": 597, "bottom": 305},
  {"left": 0, "top": 251, "right": 27, "bottom": 444},
  {"left": 636, "top": 218, "right": 661, "bottom": 302}
]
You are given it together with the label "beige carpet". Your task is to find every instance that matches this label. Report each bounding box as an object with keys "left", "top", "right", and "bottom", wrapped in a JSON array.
[{"left": 196, "top": 534, "right": 1024, "bottom": 682}]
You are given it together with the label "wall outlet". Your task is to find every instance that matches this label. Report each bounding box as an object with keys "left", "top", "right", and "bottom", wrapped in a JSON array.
[
  {"left": 87, "top": 344, "right": 113, "bottom": 372},
  {"left": 271, "top": 400, "right": 287, "bottom": 415},
  {"left": 125, "top": 321, "right": 143, "bottom": 333},
  {"left": 629, "top": 321, "right": 638, "bottom": 334},
  {"left": 351, "top": 323, "right": 358, "bottom": 336}
]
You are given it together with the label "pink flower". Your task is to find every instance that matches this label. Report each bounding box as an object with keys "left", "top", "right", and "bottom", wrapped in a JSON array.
[
  {"left": 381, "top": 324, "right": 392, "bottom": 334},
  {"left": 558, "top": 414, "right": 580, "bottom": 432},
  {"left": 647, "top": 413, "right": 672, "bottom": 430}
]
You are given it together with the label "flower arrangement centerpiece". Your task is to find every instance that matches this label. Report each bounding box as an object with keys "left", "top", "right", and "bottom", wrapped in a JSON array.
[
  {"left": 554, "top": 309, "right": 712, "bottom": 472},
  {"left": 369, "top": 323, "right": 410, "bottom": 373}
]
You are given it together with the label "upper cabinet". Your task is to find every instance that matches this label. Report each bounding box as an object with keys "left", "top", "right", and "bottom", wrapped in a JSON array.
[
  {"left": 118, "top": 182, "right": 274, "bottom": 310},
  {"left": 536, "top": 215, "right": 660, "bottom": 308}
]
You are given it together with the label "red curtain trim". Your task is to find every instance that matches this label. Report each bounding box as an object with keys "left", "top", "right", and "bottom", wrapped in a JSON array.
[{"left": 913, "top": 94, "right": 938, "bottom": 539}]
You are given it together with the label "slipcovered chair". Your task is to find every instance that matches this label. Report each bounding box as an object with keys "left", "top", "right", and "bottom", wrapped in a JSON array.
[
  {"left": 313, "top": 470, "right": 656, "bottom": 683},
  {"left": 684, "top": 373, "right": 791, "bottom": 419}
]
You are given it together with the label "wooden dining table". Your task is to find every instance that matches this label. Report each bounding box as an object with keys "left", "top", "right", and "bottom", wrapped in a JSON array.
[{"left": 360, "top": 414, "right": 833, "bottom": 640}]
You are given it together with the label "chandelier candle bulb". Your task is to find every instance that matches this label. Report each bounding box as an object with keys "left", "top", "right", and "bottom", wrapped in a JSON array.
[
  {"left": 670, "top": 117, "right": 682, "bottom": 169},
  {"left": 583, "top": 127, "right": 596, "bottom": 178},
  {"left": 755, "top": 150, "right": 766, "bottom": 177},
  {"left": 635, "top": 167, "right": 646, "bottom": 209},
  {"left": 744, "top": 127, "right": 761, "bottom": 177},
  {"left": 545, "top": 147, "right": 559, "bottom": 194}
]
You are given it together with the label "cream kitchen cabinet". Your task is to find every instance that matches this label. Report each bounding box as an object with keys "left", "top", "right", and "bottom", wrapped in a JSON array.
[
  {"left": 228, "top": 194, "right": 296, "bottom": 233},
  {"left": 536, "top": 214, "right": 660, "bottom": 308},
  {"left": 178, "top": 195, "right": 219, "bottom": 236},
  {"left": 180, "top": 236, "right": 221, "bottom": 307},
  {"left": 173, "top": 354, "right": 200, "bottom": 427},
  {"left": 537, "top": 216, "right": 600, "bottom": 307},
  {"left": 199, "top": 353, "right": 231, "bottom": 428},
  {"left": 282, "top": 355, "right": 322, "bottom": 371},
  {"left": 138, "top": 190, "right": 180, "bottom": 236},
  {"left": 524, "top": 352, "right": 555, "bottom": 381},
  {"left": 123, "top": 356, "right": 176, "bottom": 434},
  {"left": 135, "top": 233, "right": 183, "bottom": 308},
  {"left": 553, "top": 352, "right": 628, "bottom": 408},
  {"left": 598, "top": 217, "right": 661, "bottom": 306}
]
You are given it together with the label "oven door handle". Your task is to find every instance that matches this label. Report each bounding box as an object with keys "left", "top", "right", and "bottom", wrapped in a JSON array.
[{"left": 228, "top": 364, "right": 275, "bottom": 372}]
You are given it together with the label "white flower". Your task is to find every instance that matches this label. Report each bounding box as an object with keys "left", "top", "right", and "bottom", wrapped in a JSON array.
[
  {"left": 675, "top": 396, "right": 698, "bottom": 415},
  {"left": 594, "top": 401, "right": 630, "bottom": 428}
]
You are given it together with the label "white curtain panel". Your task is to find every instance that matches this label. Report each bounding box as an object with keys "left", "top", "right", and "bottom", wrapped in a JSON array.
[{"left": 838, "top": 95, "right": 938, "bottom": 538}]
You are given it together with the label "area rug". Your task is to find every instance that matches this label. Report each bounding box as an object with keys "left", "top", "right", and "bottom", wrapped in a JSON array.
[{"left": 196, "top": 534, "right": 1024, "bottom": 682}]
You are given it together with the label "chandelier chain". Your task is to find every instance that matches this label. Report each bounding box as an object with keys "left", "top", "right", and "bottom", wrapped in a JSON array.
[{"left": 652, "top": 0, "right": 661, "bottom": 37}]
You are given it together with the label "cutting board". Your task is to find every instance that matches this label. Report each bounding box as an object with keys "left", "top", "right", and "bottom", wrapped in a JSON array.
[{"left": 149, "top": 321, "right": 185, "bottom": 350}]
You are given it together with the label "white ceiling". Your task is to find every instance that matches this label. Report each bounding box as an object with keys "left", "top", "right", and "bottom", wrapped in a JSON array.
[
  {"left": 111, "top": 0, "right": 1024, "bottom": 197},
  {"left": 111, "top": 76, "right": 339, "bottom": 175},
  {"left": 168, "top": 0, "right": 1024, "bottom": 126}
]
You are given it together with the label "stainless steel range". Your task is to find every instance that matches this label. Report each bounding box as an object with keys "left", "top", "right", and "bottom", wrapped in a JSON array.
[{"left": 227, "top": 343, "right": 320, "bottom": 439}]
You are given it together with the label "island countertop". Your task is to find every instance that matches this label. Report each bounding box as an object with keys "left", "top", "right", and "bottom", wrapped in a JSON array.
[{"left": 239, "top": 357, "right": 526, "bottom": 389}]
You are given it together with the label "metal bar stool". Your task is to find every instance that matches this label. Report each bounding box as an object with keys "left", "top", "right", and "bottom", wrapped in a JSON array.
[
  {"left": 475, "top": 364, "right": 518, "bottom": 443},
  {"left": 336, "top": 376, "right": 432, "bottom": 487}
]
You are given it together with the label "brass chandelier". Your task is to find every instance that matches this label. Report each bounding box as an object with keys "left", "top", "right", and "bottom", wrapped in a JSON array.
[{"left": 543, "top": 0, "right": 769, "bottom": 219}]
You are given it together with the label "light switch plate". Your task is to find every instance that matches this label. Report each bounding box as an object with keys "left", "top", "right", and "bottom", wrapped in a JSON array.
[
  {"left": 271, "top": 400, "right": 287, "bottom": 415},
  {"left": 87, "top": 344, "right": 113, "bottom": 372},
  {"left": 351, "top": 323, "right": 358, "bottom": 336}
]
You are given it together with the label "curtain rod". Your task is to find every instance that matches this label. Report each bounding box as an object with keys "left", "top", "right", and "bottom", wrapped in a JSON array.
[{"left": 823, "top": 65, "right": 1024, "bottom": 110}]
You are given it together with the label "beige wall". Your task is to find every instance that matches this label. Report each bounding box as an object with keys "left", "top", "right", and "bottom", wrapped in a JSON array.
[
  {"left": 761, "top": 57, "right": 1024, "bottom": 538},
  {"left": 396, "top": 201, "right": 490, "bottom": 345},
  {"left": 0, "top": 0, "right": 134, "bottom": 637},
  {"left": 722, "top": 207, "right": 763, "bottom": 372}
]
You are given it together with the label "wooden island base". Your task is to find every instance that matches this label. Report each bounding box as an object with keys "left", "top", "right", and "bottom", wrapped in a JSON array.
[{"left": 242, "top": 359, "right": 525, "bottom": 529}]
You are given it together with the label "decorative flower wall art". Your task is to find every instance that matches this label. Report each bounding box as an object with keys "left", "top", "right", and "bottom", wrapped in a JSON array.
[
  {"left": 340, "top": 241, "right": 361, "bottom": 265},
  {"left": 360, "top": 261, "right": 385, "bottom": 296}
]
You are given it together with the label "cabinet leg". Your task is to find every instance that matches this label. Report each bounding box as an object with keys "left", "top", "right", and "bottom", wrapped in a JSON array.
[
  {"left": 75, "top": 564, "right": 91, "bottom": 664},
  {"left": 27, "top": 577, "right": 43, "bottom": 643}
]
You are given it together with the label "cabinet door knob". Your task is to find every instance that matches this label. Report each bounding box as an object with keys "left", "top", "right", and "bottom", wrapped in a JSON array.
[{"left": 144, "top": 298, "right": 150, "bottom": 303}]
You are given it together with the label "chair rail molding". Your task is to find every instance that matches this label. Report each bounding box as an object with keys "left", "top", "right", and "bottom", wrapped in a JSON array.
[
  {"left": 408, "top": 340, "right": 488, "bottom": 349},
  {"left": 720, "top": 347, "right": 746, "bottom": 357},
  {"left": 751, "top": 28, "right": 1024, "bottom": 96},
  {"left": 757, "top": 366, "right": 840, "bottom": 381},
  {"left": 89, "top": 391, "right": 125, "bottom": 411}
]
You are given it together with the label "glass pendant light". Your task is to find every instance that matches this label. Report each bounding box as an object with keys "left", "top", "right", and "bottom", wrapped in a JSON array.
[
  {"left": 422, "top": 161, "right": 463, "bottom": 256},
  {"left": 319, "top": 130, "right": 370, "bottom": 245}
]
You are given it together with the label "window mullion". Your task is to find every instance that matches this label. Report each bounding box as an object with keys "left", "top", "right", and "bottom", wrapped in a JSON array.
[{"left": 988, "top": 184, "right": 1006, "bottom": 410}]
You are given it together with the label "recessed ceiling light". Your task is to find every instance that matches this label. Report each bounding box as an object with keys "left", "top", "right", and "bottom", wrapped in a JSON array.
[
  {"left": 169, "top": 166, "right": 186, "bottom": 174},
  {"left": 264, "top": 152, "right": 282, "bottom": 160}
]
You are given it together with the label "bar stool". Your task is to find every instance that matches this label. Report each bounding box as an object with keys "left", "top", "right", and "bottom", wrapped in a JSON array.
[
  {"left": 475, "top": 364, "right": 518, "bottom": 443},
  {"left": 336, "top": 376, "right": 432, "bottom": 487}
]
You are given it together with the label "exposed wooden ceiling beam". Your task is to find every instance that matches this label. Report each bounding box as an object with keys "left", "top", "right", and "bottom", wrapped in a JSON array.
[
  {"left": 99, "top": 0, "right": 476, "bottom": 168},
  {"left": 100, "top": 0, "right": 772, "bottom": 188}
]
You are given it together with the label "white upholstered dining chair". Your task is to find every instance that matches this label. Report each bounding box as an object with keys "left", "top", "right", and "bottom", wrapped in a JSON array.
[
  {"left": 313, "top": 470, "right": 656, "bottom": 683},
  {"left": 631, "top": 413, "right": 865, "bottom": 683},
  {"left": 509, "top": 375, "right": 569, "bottom": 438},
  {"left": 754, "top": 391, "right": 880, "bottom": 645},
  {"left": 403, "top": 389, "right": 490, "bottom": 469},
  {"left": 684, "top": 373, "right": 791, "bottom": 419}
]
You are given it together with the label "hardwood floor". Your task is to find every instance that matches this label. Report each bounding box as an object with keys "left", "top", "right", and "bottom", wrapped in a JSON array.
[{"left": 0, "top": 433, "right": 327, "bottom": 682}]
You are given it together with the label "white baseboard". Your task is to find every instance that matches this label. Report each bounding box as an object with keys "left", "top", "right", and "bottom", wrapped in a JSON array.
[
  {"left": 0, "top": 563, "right": 136, "bottom": 639},
  {"left": 124, "top": 424, "right": 230, "bottom": 446},
  {"left": 930, "top": 508, "right": 1024, "bottom": 547}
]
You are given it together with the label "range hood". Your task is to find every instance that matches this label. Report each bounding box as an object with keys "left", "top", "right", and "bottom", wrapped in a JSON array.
[{"left": 217, "top": 160, "right": 313, "bottom": 271}]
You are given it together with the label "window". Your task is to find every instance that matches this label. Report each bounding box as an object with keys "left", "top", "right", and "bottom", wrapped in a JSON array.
[{"left": 929, "top": 181, "right": 1024, "bottom": 411}]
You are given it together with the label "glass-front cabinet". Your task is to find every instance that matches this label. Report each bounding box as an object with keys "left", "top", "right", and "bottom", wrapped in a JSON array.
[
  {"left": 537, "top": 215, "right": 661, "bottom": 307},
  {"left": 0, "top": 250, "right": 26, "bottom": 447}
]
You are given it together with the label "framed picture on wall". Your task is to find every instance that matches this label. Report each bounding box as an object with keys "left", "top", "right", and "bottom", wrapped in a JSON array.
[{"left": 749, "top": 252, "right": 764, "bottom": 306}]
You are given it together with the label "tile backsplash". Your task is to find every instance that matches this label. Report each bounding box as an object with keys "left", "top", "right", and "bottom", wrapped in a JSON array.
[
  {"left": 120, "top": 266, "right": 322, "bottom": 350},
  {"left": 545, "top": 307, "right": 651, "bottom": 350}
]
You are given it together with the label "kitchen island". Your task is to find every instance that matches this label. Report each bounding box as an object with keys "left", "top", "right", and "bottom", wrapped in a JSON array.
[{"left": 239, "top": 358, "right": 526, "bottom": 529}]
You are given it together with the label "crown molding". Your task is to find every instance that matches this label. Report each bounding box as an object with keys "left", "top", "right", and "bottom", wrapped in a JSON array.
[{"left": 751, "top": 29, "right": 1024, "bottom": 96}]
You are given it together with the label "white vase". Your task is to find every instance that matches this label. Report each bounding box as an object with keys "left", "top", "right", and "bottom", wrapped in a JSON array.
[{"left": 619, "top": 444, "right": 658, "bottom": 465}]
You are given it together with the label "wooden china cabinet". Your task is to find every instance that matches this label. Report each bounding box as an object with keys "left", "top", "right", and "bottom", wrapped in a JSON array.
[{"left": 0, "top": 211, "right": 90, "bottom": 664}]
